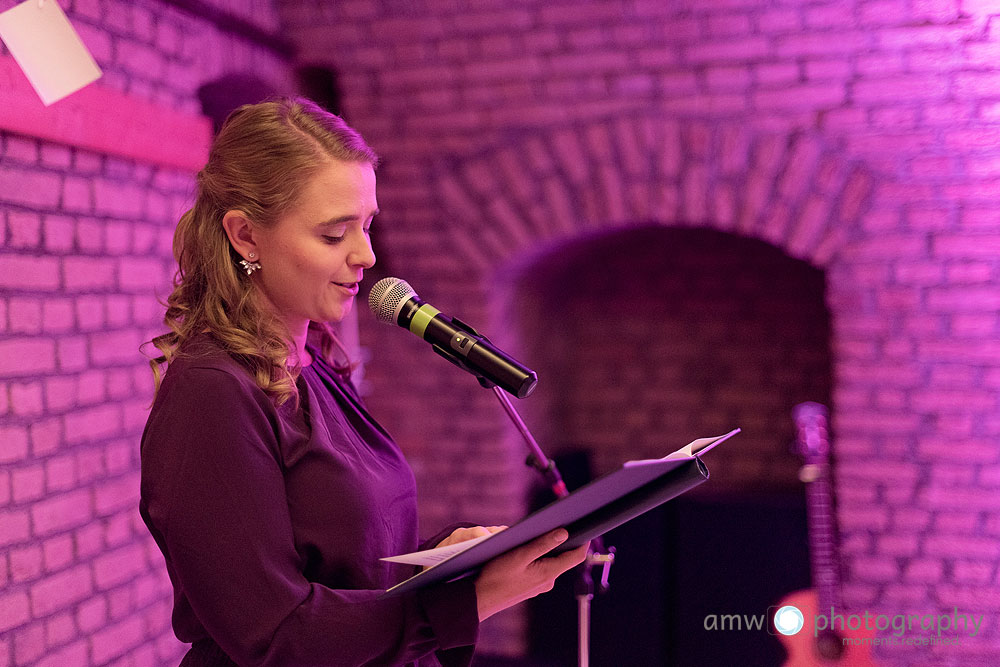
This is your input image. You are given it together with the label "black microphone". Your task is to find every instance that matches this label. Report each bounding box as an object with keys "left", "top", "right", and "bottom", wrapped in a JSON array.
[{"left": 368, "top": 277, "right": 538, "bottom": 398}]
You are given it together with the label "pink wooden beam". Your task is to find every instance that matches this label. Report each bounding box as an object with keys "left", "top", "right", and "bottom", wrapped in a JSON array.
[{"left": 0, "top": 55, "right": 211, "bottom": 172}]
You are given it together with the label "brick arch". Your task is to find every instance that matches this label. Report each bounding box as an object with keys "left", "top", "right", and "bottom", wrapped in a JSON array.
[{"left": 432, "top": 116, "right": 874, "bottom": 272}]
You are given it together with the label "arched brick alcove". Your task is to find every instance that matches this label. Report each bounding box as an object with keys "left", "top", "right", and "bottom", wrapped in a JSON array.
[
  {"left": 432, "top": 116, "right": 873, "bottom": 275},
  {"left": 426, "top": 114, "right": 874, "bottom": 499},
  {"left": 420, "top": 116, "right": 875, "bottom": 656}
]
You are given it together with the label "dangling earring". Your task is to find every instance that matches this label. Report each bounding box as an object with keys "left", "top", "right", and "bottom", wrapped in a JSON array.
[{"left": 239, "top": 252, "right": 261, "bottom": 276}]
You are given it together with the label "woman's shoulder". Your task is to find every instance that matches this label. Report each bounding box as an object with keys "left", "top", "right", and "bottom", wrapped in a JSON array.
[
  {"left": 145, "top": 335, "right": 283, "bottom": 446},
  {"left": 159, "top": 333, "right": 261, "bottom": 397}
]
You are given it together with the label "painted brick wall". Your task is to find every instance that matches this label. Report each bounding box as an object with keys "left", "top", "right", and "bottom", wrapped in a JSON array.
[
  {"left": 0, "top": 1, "right": 291, "bottom": 665},
  {"left": 276, "top": 0, "right": 1000, "bottom": 662},
  {"left": 0, "top": 134, "right": 188, "bottom": 667}
]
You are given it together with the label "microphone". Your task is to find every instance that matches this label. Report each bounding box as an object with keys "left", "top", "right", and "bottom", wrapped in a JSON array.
[{"left": 368, "top": 277, "right": 538, "bottom": 398}]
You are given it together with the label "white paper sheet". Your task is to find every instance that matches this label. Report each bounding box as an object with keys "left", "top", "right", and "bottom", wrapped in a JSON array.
[
  {"left": 0, "top": 0, "right": 102, "bottom": 105},
  {"left": 382, "top": 533, "right": 491, "bottom": 567}
]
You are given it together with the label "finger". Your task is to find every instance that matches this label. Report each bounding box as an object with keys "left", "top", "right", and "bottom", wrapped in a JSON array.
[
  {"left": 523, "top": 549, "right": 587, "bottom": 591},
  {"left": 527, "top": 546, "right": 586, "bottom": 595},
  {"left": 549, "top": 543, "right": 589, "bottom": 571},
  {"left": 528, "top": 541, "right": 588, "bottom": 575},
  {"left": 456, "top": 526, "right": 491, "bottom": 540},
  {"left": 467, "top": 526, "right": 492, "bottom": 539},
  {"left": 505, "top": 528, "right": 569, "bottom": 567},
  {"left": 486, "top": 525, "right": 508, "bottom": 534},
  {"left": 439, "top": 526, "right": 489, "bottom": 548}
]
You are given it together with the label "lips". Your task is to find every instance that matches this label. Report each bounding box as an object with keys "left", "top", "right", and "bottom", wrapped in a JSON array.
[{"left": 332, "top": 281, "right": 359, "bottom": 295}]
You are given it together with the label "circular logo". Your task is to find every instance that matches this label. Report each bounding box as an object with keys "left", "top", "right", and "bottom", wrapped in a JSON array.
[{"left": 773, "top": 605, "right": 805, "bottom": 636}]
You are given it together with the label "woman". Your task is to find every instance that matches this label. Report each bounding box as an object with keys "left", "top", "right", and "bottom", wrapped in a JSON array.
[{"left": 139, "top": 97, "right": 587, "bottom": 667}]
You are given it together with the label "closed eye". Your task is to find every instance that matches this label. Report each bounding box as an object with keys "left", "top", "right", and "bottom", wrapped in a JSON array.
[{"left": 321, "top": 222, "right": 348, "bottom": 244}]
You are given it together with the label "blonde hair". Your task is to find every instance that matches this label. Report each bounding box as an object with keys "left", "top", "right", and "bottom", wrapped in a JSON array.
[{"left": 148, "top": 97, "right": 379, "bottom": 405}]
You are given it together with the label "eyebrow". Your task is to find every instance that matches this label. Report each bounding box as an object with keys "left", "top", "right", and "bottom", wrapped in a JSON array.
[{"left": 317, "top": 209, "right": 380, "bottom": 227}]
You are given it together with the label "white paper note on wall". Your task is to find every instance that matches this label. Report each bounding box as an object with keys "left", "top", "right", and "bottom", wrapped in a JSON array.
[{"left": 0, "top": 0, "right": 102, "bottom": 106}]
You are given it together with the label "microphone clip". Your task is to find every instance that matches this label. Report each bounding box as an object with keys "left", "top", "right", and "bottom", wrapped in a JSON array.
[{"left": 429, "top": 317, "right": 497, "bottom": 390}]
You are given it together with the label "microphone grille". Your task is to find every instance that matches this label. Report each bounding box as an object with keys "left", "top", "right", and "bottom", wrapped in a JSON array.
[{"left": 368, "top": 277, "right": 417, "bottom": 324}]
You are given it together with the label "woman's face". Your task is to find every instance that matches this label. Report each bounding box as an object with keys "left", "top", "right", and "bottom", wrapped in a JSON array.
[{"left": 253, "top": 159, "right": 377, "bottom": 330}]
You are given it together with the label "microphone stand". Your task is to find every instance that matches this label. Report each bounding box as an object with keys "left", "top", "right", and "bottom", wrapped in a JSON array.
[
  {"left": 425, "top": 317, "right": 615, "bottom": 666},
  {"left": 488, "top": 383, "right": 615, "bottom": 667}
]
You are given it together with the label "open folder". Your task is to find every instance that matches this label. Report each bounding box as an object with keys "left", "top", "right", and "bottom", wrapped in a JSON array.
[{"left": 380, "top": 428, "right": 740, "bottom": 598}]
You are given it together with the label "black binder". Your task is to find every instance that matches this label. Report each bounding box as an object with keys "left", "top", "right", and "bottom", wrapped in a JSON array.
[{"left": 381, "top": 429, "right": 739, "bottom": 597}]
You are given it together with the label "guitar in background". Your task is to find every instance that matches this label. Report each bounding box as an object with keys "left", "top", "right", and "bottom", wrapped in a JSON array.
[{"left": 776, "top": 402, "right": 875, "bottom": 666}]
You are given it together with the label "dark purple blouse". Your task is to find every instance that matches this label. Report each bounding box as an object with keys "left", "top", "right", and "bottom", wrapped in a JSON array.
[{"left": 139, "top": 335, "right": 479, "bottom": 666}]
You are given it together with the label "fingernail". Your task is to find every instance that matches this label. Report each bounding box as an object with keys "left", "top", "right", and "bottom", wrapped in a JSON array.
[{"left": 553, "top": 529, "right": 568, "bottom": 543}]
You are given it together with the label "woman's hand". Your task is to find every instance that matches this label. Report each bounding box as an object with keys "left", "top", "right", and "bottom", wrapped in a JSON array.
[
  {"left": 434, "top": 525, "right": 507, "bottom": 550},
  {"left": 474, "top": 529, "right": 589, "bottom": 621}
]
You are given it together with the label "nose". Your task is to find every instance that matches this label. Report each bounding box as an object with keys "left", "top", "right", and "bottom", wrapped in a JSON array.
[{"left": 349, "top": 230, "right": 376, "bottom": 269}]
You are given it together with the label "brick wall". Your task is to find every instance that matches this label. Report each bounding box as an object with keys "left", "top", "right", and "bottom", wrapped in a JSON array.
[
  {"left": 277, "top": 0, "right": 1000, "bottom": 662},
  {"left": 0, "top": 1, "right": 290, "bottom": 665}
]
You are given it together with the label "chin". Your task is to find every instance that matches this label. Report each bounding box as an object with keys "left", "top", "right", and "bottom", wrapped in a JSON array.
[{"left": 321, "top": 303, "right": 353, "bottom": 324}]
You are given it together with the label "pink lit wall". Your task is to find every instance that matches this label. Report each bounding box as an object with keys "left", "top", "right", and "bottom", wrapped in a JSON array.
[{"left": 1, "top": 0, "right": 999, "bottom": 666}]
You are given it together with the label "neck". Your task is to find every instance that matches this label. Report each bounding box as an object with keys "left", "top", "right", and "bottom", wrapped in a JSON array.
[{"left": 286, "top": 319, "right": 312, "bottom": 367}]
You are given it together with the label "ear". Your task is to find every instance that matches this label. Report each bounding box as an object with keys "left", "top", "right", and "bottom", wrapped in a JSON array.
[{"left": 222, "top": 210, "right": 259, "bottom": 260}]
